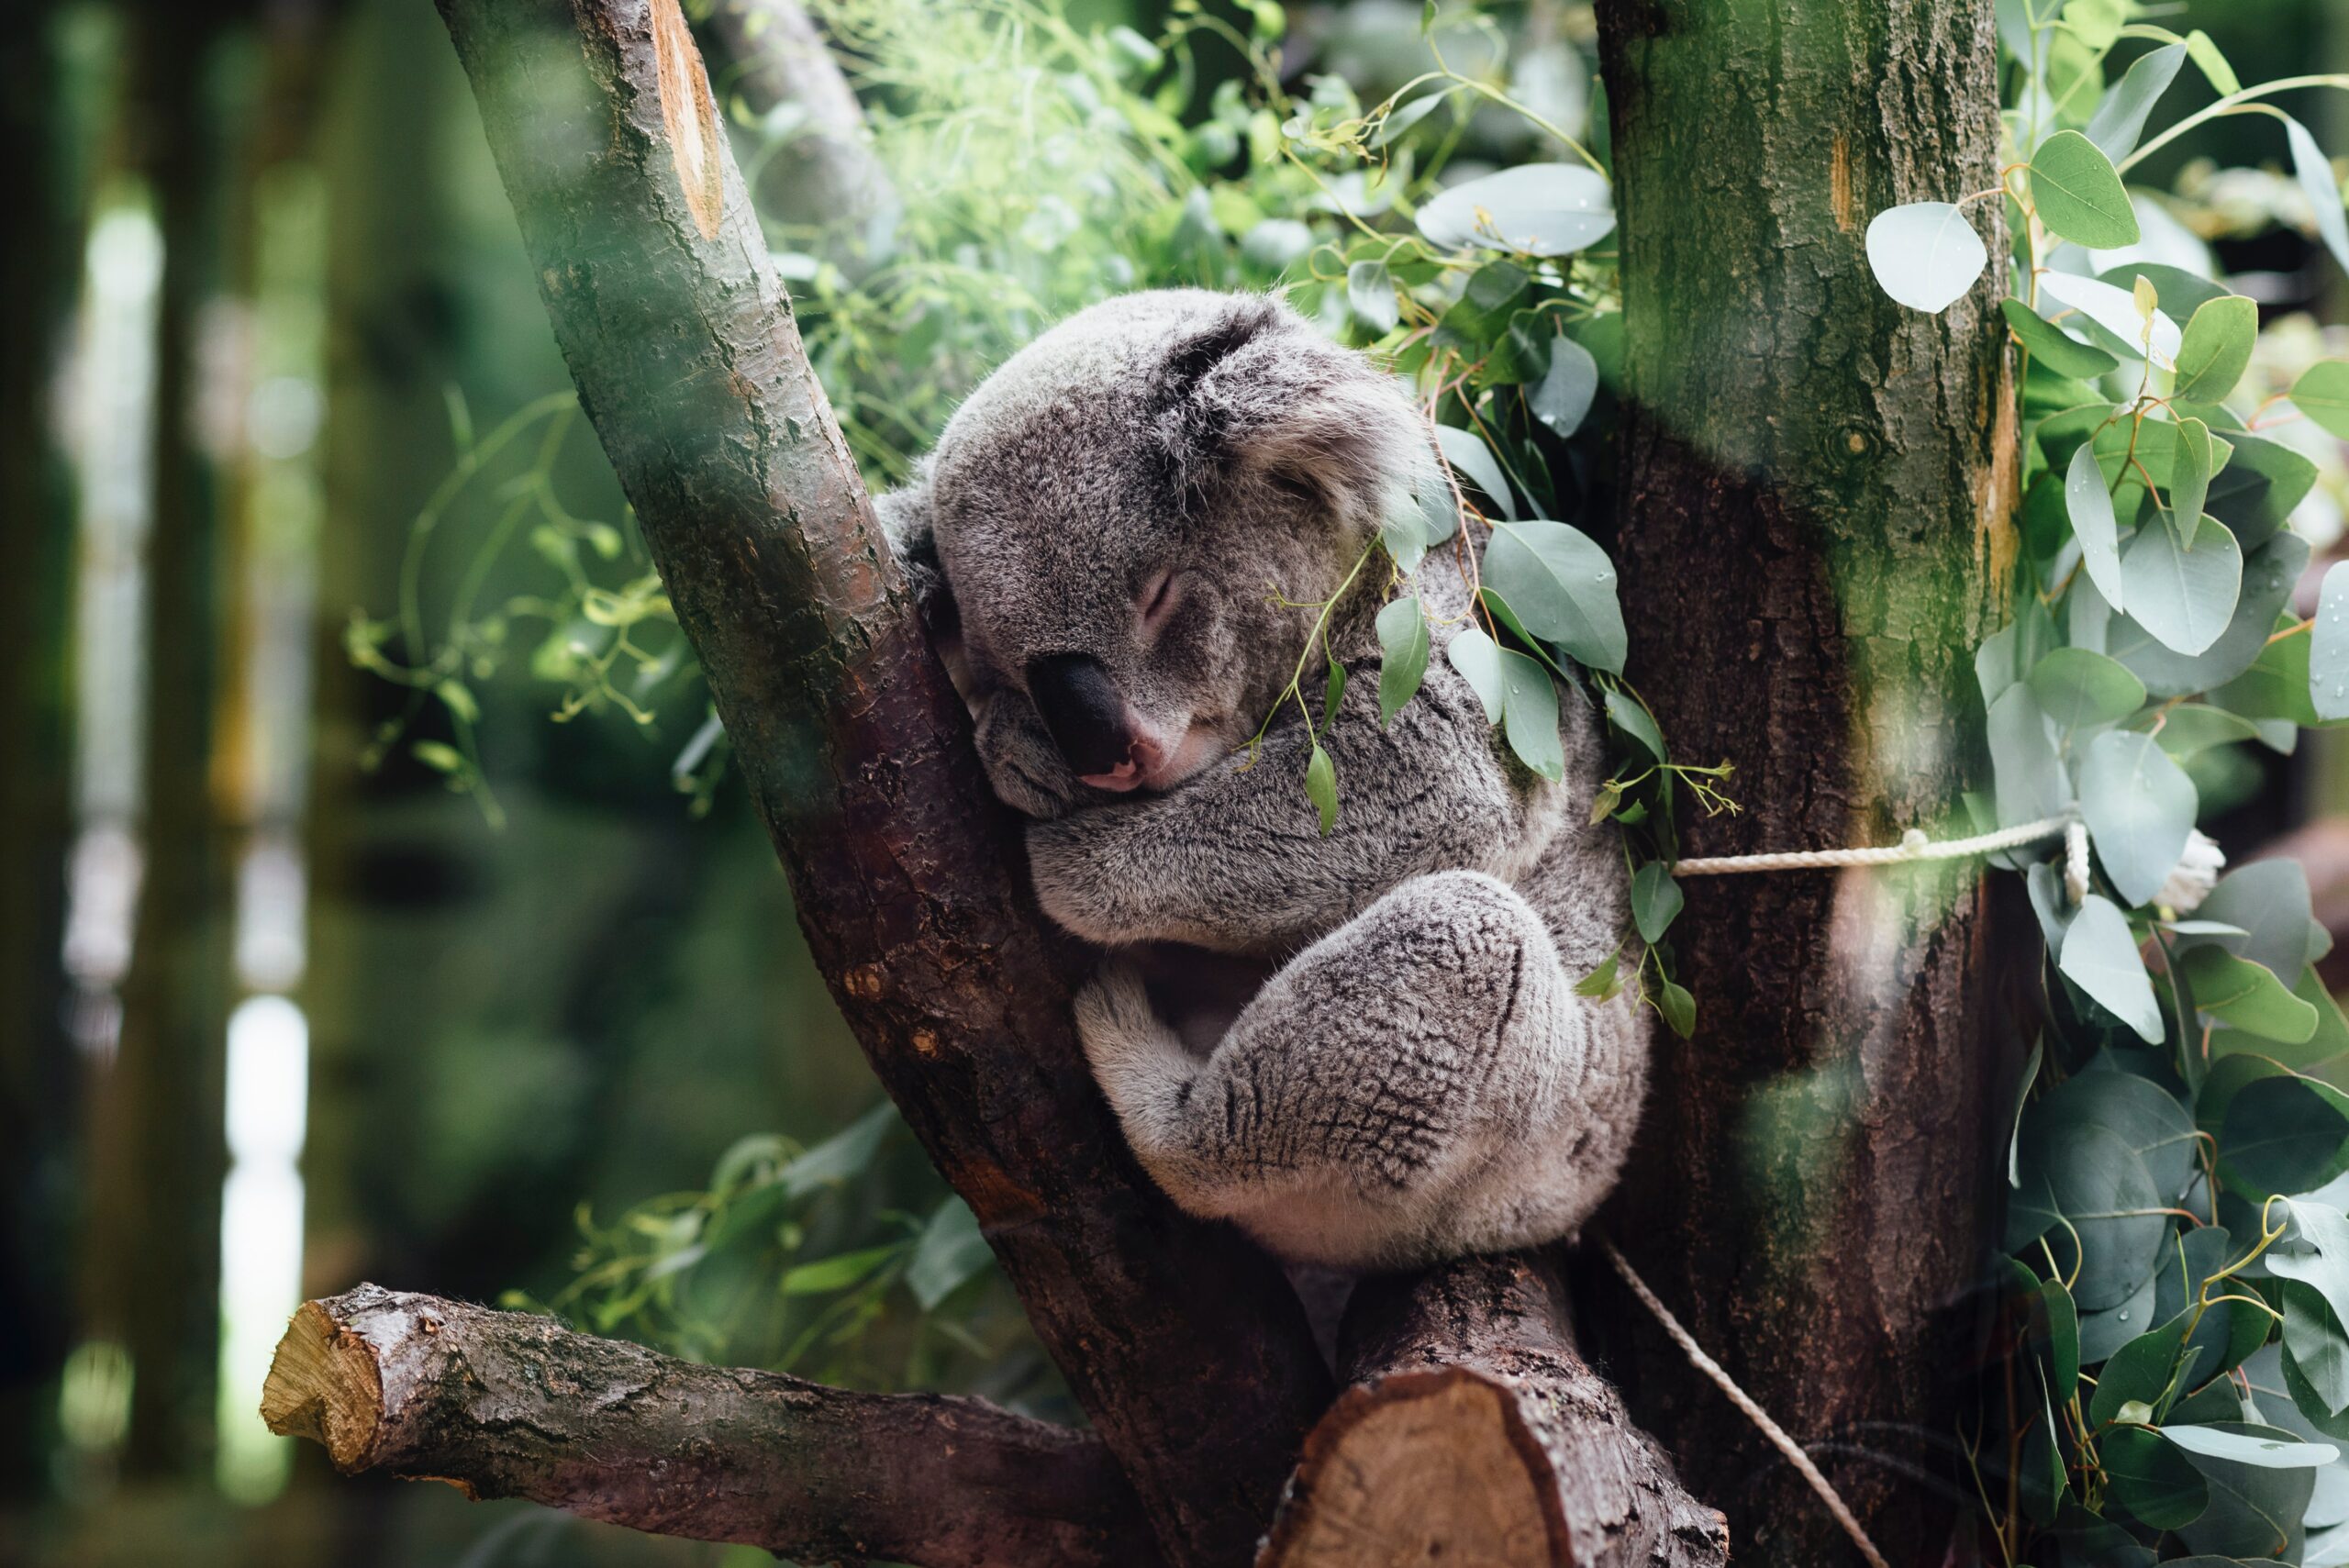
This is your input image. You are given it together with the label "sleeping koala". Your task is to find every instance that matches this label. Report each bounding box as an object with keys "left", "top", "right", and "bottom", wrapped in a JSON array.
[{"left": 879, "top": 289, "right": 1648, "bottom": 1270}]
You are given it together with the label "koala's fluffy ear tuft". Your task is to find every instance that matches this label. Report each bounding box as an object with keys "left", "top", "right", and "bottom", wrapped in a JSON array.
[
  {"left": 1149, "top": 295, "right": 1430, "bottom": 537},
  {"left": 875, "top": 463, "right": 958, "bottom": 639}
]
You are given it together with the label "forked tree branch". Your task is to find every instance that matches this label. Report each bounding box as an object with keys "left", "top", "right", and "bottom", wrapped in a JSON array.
[
  {"left": 420, "top": 1, "right": 1329, "bottom": 1562},
  {"left": 1261, "top": 1254, "right": 1729, "bottom": 1568},
  {"left": 260, "top": 1285, "right": 1159, "bottom": 1568}
]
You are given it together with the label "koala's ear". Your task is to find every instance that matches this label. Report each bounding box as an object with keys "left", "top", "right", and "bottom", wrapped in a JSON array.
[
  {"left": 1152, "top": 297, "right": 1428, "bottom": 534},
  {"left": 875, "top": 463, "right": 957, "bottom": 639}
]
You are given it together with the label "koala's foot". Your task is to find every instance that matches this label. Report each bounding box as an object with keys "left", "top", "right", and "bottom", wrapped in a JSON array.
[{"left": 1074, "top": 869, "right": 1648, "bottom": 1271}]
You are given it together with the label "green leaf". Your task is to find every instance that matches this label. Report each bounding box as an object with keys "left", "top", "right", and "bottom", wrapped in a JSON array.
[
  {"left": 1447, "top": 627, "right": 1506, "bottom": 724},
  {"left": 2066, "top": 442, "right": 2126, "bottom": 611},
  {"left": 1319, "top": 657, "right": 1347, "bottom": 732},
  {"left": 2121, "top": 513, "right": 2242, "bottom": 658},
  {"left": 1346, "top": 259, "right": 1399, "bottom": 333},
  {"left": 1574, "top": 950, "right": 1621, "bottom": 1000},
  {"left": 2032, "top": 130, "right": 2143, "bottom": 250},
  {"left": 1606, "top": 689, "right": 1665, "bottom": 762},
  {"left": 2078, "top": 730, "right": 2198, "bottom": 907},
  {"left": 1987, "top": 684, "right": 2073, "bottom": 828},
  {"left": 781, "top": 1243, "right": 899, "bottom": 1296},
  {"left": 1381, "top": 493, "right": 1430, "bottom": 574},
  {"left": 2168, "top": 416, "right": 2217, "bottom": 548},
  {"left": 1433, "top": 424, "right": 1516, "bottom": 520},
  {"left": 907, "top": 1198, "right": 994, "bottom": 1310},
  {"left": 2094, "top": 1324, "right": 2191, "bottom": 1429},
  {"left": 2143, "top": 704, "right": 2258, "bottom": 761},
  {"left": 2058, "top": 894, "right": 2165, "bottom": 1042},
  {"left": 2220, "top": 1075, "right": 2348, "bottom": 1196},
  {"left": 2003, "top": 298, "right": 2120, "bottom": 381},
  {"left": 2288, "top": 116, "right": 2349, "bottom": 279},
  {"left": 1375, "top": 596, "right": 1430, "bottom": 727},
  {"left": 1631, "top": 862, "right": 1685, "bottom": 944},
  {"left": 2295, "top": 361, "right": 2349, "bottom": 440},
  {"left": 779, "top": 1101, "right": 897, "bottom": 1199},
  {"left": 2162, "top": 1424, "right": 2340, "bottom": 1468},
  {"left": 2101, "top": 1424, "right": 2211, "bottom": 1530},
  {"left": 1416, "top": 163, "right": 1615, "bottom": 257},
  {"left": 2280, "top": 1279, "right": 2349, "bottom": 1417},
  {"left": 1482, "top": 520, "right": 1626, "bottom": 673},
  {"left": 1305, "top": 743, "right": 1338, "bottom": 835},
  {"left": 1529, "top": 335, "right": 1600, "bottom": 438},
  {"left": 1497, "top": 649, "right": 1564, "bottom": 782},
  {"left": 2171, "top": 1422, "right": 2318, "bottom": 1559},
  {"left": 2185, "top": 29, "right": 2239, "bottom": 96},
  {"left": 2028, "top": 646, "right": 2145, "bottom": 735},
  {"left": 1863, "top": 202, "right": 1988, "bottom": 314},
  {"left": 2312, "top": 563, "right": 2349, "bottom": 725},
  {"left": 2085, "top": 41, "right": 2187, "bottom": 161},
  {"left": 2033, "top": 1067, "right": 2199, "bottom": 1204},
  {"left": 2180, "top": 945, "right": 2320, "bottom": 1044},
  {"left": 2041, "top": 271, "right": 2181, "bottom": 365},
  {"left": 2174, "top": 295, "right": 2259, "bottom": 403},
  {"left": 2115, "top": 534, "right": 2308, "bottom": 699},
  {"left": 2193, "top": 861, "right": 2321, "bottom": 978},
  {"left": 411, "top": 740, "right": 462, "bottom": 773},
  {"left": 1657, "top": 980, "right": 1696, "bottom": 1040}
]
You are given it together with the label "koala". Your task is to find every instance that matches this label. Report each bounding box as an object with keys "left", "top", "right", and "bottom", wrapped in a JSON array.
[{"left": 878, "top": 289, "right": 1648, "bottom": 1271}]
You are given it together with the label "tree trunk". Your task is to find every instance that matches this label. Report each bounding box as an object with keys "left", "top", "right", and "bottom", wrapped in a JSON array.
[
  {"left": 1261, "top": 1254, "right": 1729, "bottom": 1568},
  {"left": 428, "top": 2, "right": 1330, "bottom": 1560},
  {"left": 1591, "top": 1, "right": 2013, "bottom": 1562},
  {"left": 262, "top": 1284, "right": 1159, "bottom": 1568}
]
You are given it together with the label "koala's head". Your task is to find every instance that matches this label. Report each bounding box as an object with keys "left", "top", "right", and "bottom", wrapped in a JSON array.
[{"left": 902, "top": 290, "right": 1432, "bottom": 807}]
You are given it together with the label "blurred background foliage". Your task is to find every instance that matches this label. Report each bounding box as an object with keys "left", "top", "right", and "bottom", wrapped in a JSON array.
[{"left": 4, "top": 0, "right": 2349, "bottom": 1565}]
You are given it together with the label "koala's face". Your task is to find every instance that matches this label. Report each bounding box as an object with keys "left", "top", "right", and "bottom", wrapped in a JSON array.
[{"left": 927, "top": 291, "right": 1424, "bottom": 807}]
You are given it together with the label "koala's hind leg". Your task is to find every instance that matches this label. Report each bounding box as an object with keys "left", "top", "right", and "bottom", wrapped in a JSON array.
[{"left": 1075, "top": 869, "right": 1619, "bottom": 1269}]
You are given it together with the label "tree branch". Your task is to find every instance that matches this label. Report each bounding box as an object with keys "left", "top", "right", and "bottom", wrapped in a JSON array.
[
  {"left": 260, "top": 1284, "right": 1158, "bottom": 1568},
  {"left": 705, "top": 0, "right": 899, "bottom": 272},
  {"left": 1261, "top": 1253, "right": 1729, "bottom": 1568},
  {"left": 426, "top": 3, "right": 1330, "bottom": 1562}
]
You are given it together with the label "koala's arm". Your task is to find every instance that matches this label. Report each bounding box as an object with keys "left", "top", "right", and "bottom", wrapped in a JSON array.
[{"left": 1029, "top": 650, "right": 1559, "bottom": 953}]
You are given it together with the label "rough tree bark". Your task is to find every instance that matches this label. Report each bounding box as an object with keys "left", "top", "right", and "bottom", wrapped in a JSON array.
[
  {"left": 1592, "top": 0, "right": 2014, "bottom": 1562},
  {"left": 1261, "top": 1254, "right": 1729, "bottom": 1568},
  {"left": 425, "top": 1, "right": 1327, "bottom": 1561},
  {"left": 264, "top": 4, "right": 1725, "bottom": 1564},
  {"left": 262, "top": 1285, "right": 1159, "bottom": 1568}
]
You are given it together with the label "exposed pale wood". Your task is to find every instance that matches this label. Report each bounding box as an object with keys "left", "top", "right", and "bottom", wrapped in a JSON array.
[
  {"left": 262, "top": 1284, "right": 1160, "bottom": 1568},
  {"left": 1261, "top": 1254, "right": 1730, "bottom": 1568}
]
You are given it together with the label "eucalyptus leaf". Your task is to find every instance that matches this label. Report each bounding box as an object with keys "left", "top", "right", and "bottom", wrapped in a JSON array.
[
  {"left": 1447, "top": 627, "right": 1506, "bottom": 723},
  {"left": 2058, "top": 894, "right": 2165, "bottom": 1043},
  {"left": 1987, "top": 684, "right": 2073, "bottom": 828},
  {"left": 2296, "top": 361, "right": 2349, "bottom": 440},
  {"left": 2085, "top": 41, "right": 2187, "bottom": 161},
  {"left": 1864, "top": 202, "right": 1989, "bottom": 313},
  {"left": 2102, "top": 1425, "right": 2211, "bottom": 1530},
  {"left": 2168, "top": 417, "right": 2216, "bottom": 548},
  {"left": 2120, "top": 513, "right": 2242, "bottom": 658},
  {"left": 2175, "top": 295, "right": 2259, "bottom": 403},
  {"left": 2032, "top": 130, "right": 2143, "bottom": 250},
  {"left": 1416, "top": 163, "right": 1615, "bottom": 257},
  {"left": 2171, "top": 1420, "right": 2318, "bottom": 1561},
  {"left": 907, "top": 1198, "right": 994, "bottom": 1310},
  {"left": 2077, "top": 730, "right": 2198, "bottom": 907},
  {"left": 1482, "top": 519, "right": 1626, "bottom": 673},
  {"left": 1346, "top": 259, "right": 1400, "bottom": 333},
  {"left": 2112, "top": 534, "right": 2308, "bottom": 699},
  {"left": 1375, "top": 596, "right": 1430, "bottom": 727},
  {"left": 2179, "top": 945, "right": 2320, "bottom": 1045},
  {"left": 1497, "top": 649, "right": 1564, "bottom": 782},
  {"left": 2288, "top": 116, "right": 2349, "bottom": 278},
  {"left": 1606, "top": 689, "right": 1665, "bottom": 762},
  {"left": 1433, "top": 423, "right": 1516, "bottom": 519},
  {"left": 1530, "top": 334, "right": 1600, "bottom": 438},
  {"left": 1631, "top": 862, "right": 1684, "bottom": 944},
  {"left": 2067, "top": 442, "right": 2127, "bottom": 610},
  {"left": 2221, "top": 1075, "right": 2349, "bottom": 1197},
  {"left": 2192, "top": 862, "right": 2321, "bottom": 979},
  {"left": 2003, "top": 297, "right": 2121, "bottom": 381},
  {"left": 2163, "top": 1424, "right": 2340, "bottom": 1469},
  {"left": 2143, "top": 704, "right": 2259, "bottom": 761},
  {"left": 1305, "top": 742, "right": 1338, "bottom": 835},
  {"left": 2041, "top": 270, "right": 2183, "bottom": 367},
  {"left": 2317, "top": 563, "right": 2349, "bottom": 723},
  {"left": 2029, "top": 646, "right": 2146, "bottom": 736}
]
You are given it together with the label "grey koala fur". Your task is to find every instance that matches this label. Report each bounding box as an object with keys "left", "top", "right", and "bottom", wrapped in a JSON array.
[{"left": 877, "top": 288, "right": 1648, "bottom": 1271}]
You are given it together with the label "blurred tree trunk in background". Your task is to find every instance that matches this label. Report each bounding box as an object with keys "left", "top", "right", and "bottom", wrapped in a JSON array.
[
  {"left": 84, "top": 0, "right": 239, "bottom": 1480},
  {"left": 1592, "top": 1, "right": 2014, "bottom": 1562},
  {"left": 0, "top": 0, "right": 83, "bottom": 1498}
]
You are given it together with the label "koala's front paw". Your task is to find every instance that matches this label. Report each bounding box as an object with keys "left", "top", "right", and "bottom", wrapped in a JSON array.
[
  {"left": 1027, "top": 815, "right": 1138, "bottom": 945},
  {"left": 973, "top": 692, "right": 1079, "bottom": 821}
]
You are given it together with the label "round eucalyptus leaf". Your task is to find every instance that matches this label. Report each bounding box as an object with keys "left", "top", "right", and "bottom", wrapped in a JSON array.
[
  {"left": 2296, "top": 361, "right": 2349, "bottom": 440},
  {"left": 2101, "top": 1424, "right": 2210, "bottom": 1531},
  {"left": 2078, "top": 730, "right": 2198, "bottom": 908},
  {"left": 1415, "top": 163, "right": 1615, "bottom": 257},
  {"left": 2121, "top": 514, "right": 2243, "bottom": 658},
  {"left": 2175, "top": 295, "right": 2260, "bottom": 403},
  {"left": 1346, "top": 259, "right": 1399, "bottom": 333},
  {"left": 2032, "top": 130, "right": 2143, "bottom": 250},
  {"left": 2221, "top": 1075, "right": 2349, "bottom": 1198},
  {"left": 2172, "top": 1420, "right": 2319, "bottom": 1560},
  {"left": 2028, "top": 647, "right": 2146, "bottom": 735},
  {"left": 2040, "top": 270, "right": 2183, "bottom": 367},
  {"left": 1987, "top": 684, "right": 2072, "bottom": 829},
  {"left": 1863, "top": 201, "right": 1988, "bottom": 313},
  {"left": 2316, "top": 562, "right": 2349, "bottom": 722}
]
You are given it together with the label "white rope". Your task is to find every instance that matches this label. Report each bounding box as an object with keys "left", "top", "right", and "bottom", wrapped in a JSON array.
[
  {"left": 1600, "top": 1238, "right": 1892, "bottom": 1568},
  {"left": 1672, "top": 814, "right": 2073, "bottom": 877}
]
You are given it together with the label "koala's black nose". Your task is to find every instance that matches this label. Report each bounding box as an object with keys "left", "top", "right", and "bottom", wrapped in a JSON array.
[{"left": 1026, "top": 652, "right": 1133, "bottom": 777}]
